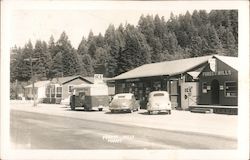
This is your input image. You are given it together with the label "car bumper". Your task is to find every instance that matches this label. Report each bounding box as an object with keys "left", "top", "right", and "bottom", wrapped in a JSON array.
[
  {"left": 109, "top": 106, "right": 131, "bottom": 111},
  {"left": 147, "top": 105, "right": 171, "bottom": 111}
]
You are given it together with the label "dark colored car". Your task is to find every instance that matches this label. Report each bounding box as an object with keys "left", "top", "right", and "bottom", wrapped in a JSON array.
[{"left": 109, "top": 93, "right": 140, "bottom": 113}]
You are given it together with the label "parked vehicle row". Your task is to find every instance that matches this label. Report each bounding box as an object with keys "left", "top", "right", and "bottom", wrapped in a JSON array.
[{"left": 70, "top": 87, "right": 172, "bottom": 115}]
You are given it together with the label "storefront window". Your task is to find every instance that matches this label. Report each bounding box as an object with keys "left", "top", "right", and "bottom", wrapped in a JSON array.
[
  {"left": 225, "top": 81, "right": 237, "bottom": 97},
  {"left": 51, "top": 85, "right": 55, "bottom": 98},
  {"left": 116, "top": 83, "right": 124, "bottom": 93},
  {"left": 46, "top": 86, "right": 50, "bottom": 97},
  {"left": 68, "top": 85, "right": 74, "bottom": 93},
  {"left": 145, "top": 82, "right": 151, "bottom": 100},
  {"left": 202, "top": 82, "right": 207, "bottom": 93},
  {"left": 161, "top": 80, "right": 167, "bottom": 91},
  {"left": 153, "top": 81, "right": 161, "bottom": 91},
  {"left": 56, "top": 87, "right": 62, "bottom": 98}
]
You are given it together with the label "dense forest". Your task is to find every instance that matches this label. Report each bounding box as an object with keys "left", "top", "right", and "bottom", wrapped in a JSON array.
[{"left": 10, "top": 10, "right": 238, "bottom": 83}]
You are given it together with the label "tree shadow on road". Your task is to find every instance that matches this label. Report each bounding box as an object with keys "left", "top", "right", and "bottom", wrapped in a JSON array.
[
  {"left": 64, "top": 108, "right": 98, "bottom": 112},
  {"left": 138, "top": 111, "right": 170, "bottom": 115},
  {"left": 104, "top": 111, "right": 133, "bottom": 114}
]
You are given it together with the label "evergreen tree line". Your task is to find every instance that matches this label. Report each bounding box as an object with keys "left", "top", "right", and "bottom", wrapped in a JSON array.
[{"left": 10, "top": 10, "right": 238, "bottom": 82}]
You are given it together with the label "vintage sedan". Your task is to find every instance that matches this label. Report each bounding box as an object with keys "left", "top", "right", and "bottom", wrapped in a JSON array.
[
  {"left": 109, "top": 93, "right": 140, "bottom": 113},
  {"left": 147, "top": 91, "right": 172, "bottom": 115}
]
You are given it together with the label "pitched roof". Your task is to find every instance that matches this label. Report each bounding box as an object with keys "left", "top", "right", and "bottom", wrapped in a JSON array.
[
  {"left": 51, "top": 75, "right": 93, "bottom": 84},
  {"left": 214, "top": 55, "right": 238, "bottom": 70},
  {"left": 111, "top": 55, "right": 213, "bottom": 80},
  {"left": 81, "top": 77, "right": 110, "bottom": 83},
  {"left": 25, "top": 80, "right": 50, "bottom": 88},
  {"left": 50, "top": 75, "right": 110, "bottom": 84},
  {"left": 110, "top": 55, "right": 238, "bottom": 81}
]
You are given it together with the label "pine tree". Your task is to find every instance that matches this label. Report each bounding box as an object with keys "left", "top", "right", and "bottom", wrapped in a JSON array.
[
  {"left": 150, "top": 37, "right": 163, "bottom": 62},
  {"left": 154, "top": 14, "right": 165, "bottom": 40},
  {"left": 95, "top": 33, "right": 105, "bottom": 47},
  {"left": 81, "top": 54, "right": 95, "bottom": 76},
  {"left": 54, "top": 31, "right": 80, "bottom": 77},
  {"left": 192, "top": 10, "right": 202, "bottom": 27},
  {"left": 138, "top": 15, "right": 155, "bottom": 41},
  {"left": 104, "top": 24, "right": 125, "bottom": 77},
  {"left": 166, "top": 32, "right": 179, "bottom": 55},
  {"left": 33, "top": 40, "right": 51, "bottom": 80},
  {"left": 207, "top": 25, "right": 223, "bottom": 54},
  {"left": 118, "top": 24, "right": 151, "bottom": 74},
  {"left": 77, "top": 36, "right": 88, "bottom": 55},
  {"left": 189, "top": 36, "right": 203, "bottom": 57},
  {"left": 225, "top": 30, "right": 237, "bottom": 56},
  {"left": 94, "top": 46, "right": 109, "bottom": 74},
  {"left": 48, "top": 35, "right": 57, "bottom": 58},
  {"left": 229, "top": 10, "right": 238, "bottom": 44},
  {"left": 199, "top": 10, "right": 209, "bottom": 25},
  {"left": 16, "top": 41, "right": 34, "bottom": 81},
  {"left": 88, "top": 39, "right": 97, "bottom": 58},
  {"left": 10, "top": 46, "right": 22, "bottom": 82},
  {"left": 51, "top": 52, "right": 63, "bottom": 78}
]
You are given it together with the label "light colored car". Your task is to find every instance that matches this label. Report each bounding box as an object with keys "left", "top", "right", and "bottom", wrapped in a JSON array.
[
  {"left": 147, "top": 91, "right": 172, "bottom": 115},
  {"left": 109, "top": 93, "right": 140, "bottom": 113}
]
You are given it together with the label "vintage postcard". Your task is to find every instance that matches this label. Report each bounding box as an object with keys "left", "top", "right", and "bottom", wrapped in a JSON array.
[{"left": 1, "top": 0, "right": 249, "bottom": 159}]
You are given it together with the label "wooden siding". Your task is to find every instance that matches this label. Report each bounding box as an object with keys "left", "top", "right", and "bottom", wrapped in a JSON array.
[{"left": 198, "top": 58, "right": 238, "bottom": 106}]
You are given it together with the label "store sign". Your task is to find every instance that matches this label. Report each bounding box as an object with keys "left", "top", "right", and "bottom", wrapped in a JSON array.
[
  {"left": 202, "top": 70, "right": 232, "bottom": 77},
  {"left": 208, "top": 58, "right": 217, "bottom": 72},
  {"left": 94, "top": 74, "right": 103, "bottom": 84},
  {"left": 184, "top": 86, "right": 193, "bottom": 96}
]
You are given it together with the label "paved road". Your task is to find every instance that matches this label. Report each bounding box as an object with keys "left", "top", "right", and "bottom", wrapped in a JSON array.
[{"left": 10, "top": 110, "right": 237, "bottom": 149}]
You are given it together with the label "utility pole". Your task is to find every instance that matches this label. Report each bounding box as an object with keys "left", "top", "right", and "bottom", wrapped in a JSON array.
[
  {"left": 15, "top": 79, "right": 18, "bottom": 99},
  {"left": 24, "top": 56, "right": 38, "bottom": 107},
  {"left": 30, "top": 56, "right": 35, "bottom": 107}
]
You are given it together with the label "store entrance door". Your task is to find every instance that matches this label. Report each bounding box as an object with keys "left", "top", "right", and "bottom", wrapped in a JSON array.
[{"left": 211, "top": 79, "right": 220, "bottom": 105}]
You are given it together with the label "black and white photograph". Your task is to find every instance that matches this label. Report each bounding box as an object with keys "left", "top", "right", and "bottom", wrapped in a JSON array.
[{"left": 1, "top": 0, "right": 249, "bottom": 160}]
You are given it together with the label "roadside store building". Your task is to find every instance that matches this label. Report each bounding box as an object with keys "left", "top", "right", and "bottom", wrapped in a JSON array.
[
  {"left": 108, "top": 55, "right": 238, "bottom": 110},
  {"left": 25, "top": 75, "right": 114, "bottom": 104}
]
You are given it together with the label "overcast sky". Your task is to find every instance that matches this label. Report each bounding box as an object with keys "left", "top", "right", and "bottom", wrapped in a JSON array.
[
  {"left": 10, "top": 10, "right": 180, "bottom": 48},
  {"left": 7, "top": 1, "right": 238, "bottom": 49}
]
